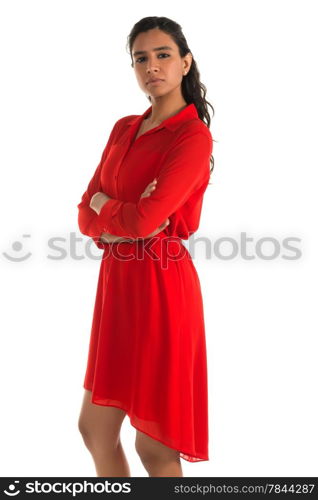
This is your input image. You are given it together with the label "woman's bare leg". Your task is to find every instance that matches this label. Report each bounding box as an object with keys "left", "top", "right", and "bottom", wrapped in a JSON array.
[
  {"left": 135, "top": 430, "right": 183, "bottom": 477},
  {"left": 78, "top": 389, "right": 131, "bottom": 477}
]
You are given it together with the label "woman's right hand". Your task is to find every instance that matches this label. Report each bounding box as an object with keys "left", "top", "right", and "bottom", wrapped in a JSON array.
[{"left": 140, "top": 178, "right": 158, "bottom": 199}]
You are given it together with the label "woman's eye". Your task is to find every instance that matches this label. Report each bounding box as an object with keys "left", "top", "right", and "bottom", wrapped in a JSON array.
[{"left": 136, "top": 53, "right": 170, "bottom": 63}]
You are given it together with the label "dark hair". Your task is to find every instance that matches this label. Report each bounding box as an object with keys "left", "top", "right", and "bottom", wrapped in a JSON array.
[{"left": 126, "top": 16, "right": 215, "bottom": 182}]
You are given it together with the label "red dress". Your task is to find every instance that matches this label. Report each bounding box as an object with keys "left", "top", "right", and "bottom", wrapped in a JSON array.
[{"left": 77, "top": 103, "right": 213, "bottom": 462}]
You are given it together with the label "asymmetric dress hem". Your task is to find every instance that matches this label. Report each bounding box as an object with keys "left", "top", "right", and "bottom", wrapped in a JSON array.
[{"left": 83, "top": 382, "right": 209, "bottom": 463}]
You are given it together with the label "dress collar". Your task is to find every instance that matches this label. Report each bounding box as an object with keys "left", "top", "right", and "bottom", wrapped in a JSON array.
[{"left": 126, "top": 102, "right": 198, "bottom": 132}]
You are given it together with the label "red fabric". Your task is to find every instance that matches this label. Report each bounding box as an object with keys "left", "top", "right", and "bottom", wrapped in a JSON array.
[{"left": 77, "top": 103, "right": 213, "bottom": 462}]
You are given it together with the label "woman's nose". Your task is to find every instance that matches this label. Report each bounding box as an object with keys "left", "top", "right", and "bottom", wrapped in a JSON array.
[{"left": 146, "top": 57, "right": 160, "bottom": 72}]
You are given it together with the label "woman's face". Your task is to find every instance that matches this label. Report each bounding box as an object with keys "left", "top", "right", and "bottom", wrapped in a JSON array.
[{"left": 131, "top": 28, "right": 192, "bottom": 100}]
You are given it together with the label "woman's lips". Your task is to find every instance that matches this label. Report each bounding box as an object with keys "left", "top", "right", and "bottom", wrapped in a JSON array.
[{"left": 147, "top": 79, "right": 164, "bottom": 85}]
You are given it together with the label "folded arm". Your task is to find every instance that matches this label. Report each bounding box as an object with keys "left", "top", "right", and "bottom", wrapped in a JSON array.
[
  {"left": 77, "top": 120, "right": 127, "bottom": 248},
  {"left": 77, "top": 124, "right": 212, "bottom": 245},
  {"left": 94, "top": 129, "right": 212, "bottom": 239}
]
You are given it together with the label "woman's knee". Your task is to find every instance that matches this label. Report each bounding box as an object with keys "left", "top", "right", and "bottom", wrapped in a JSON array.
[
  {"left": 135, "top": 430, "right": 179, "bottom": 466},
  {"left": 78, "top": 390, "right": 126, "bottom": 452},
  {"left": 78, "top": 415, "right": 92, "bottom": 447}
]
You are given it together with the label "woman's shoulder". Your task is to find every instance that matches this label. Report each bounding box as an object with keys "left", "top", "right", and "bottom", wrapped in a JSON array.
[
  {"left": 176, "top": 117, "right": 213, "bottom": 145},
  {"left": 188, "top": 116, "right": 212, "bottom": 133},
  {"left": 106, "top": 114, "right": 138, "bottom": 143},
  {"left": 113, "top": 114, "right": 139, "bottom": 129}
]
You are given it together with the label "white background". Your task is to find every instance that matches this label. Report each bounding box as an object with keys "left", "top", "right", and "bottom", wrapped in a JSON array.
[{"left": 0, "top": 0, "right": 317, "bottom": 477}]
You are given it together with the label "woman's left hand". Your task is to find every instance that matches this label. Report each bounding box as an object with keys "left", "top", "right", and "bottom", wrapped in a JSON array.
[{"left": 89, "top": 191, "right": 111, "bottom": 215}]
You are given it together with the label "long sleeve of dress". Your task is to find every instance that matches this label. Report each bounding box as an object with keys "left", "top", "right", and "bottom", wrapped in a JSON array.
[
  {"left": 77, "top": 120, "right": 121, "bottom": 248},
  {"left": 95, "top": 128, "right": 212, "bottom": 239}
]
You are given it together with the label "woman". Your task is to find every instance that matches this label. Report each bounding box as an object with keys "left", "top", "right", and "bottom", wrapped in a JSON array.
[{"left": 77, "top": 16, "right": 215, "bottom": 477}]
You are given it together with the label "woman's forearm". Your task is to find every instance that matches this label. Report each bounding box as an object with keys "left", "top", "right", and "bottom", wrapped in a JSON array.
[{"left": 100, "top": 232, "right": 135, "bottom": 243}]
